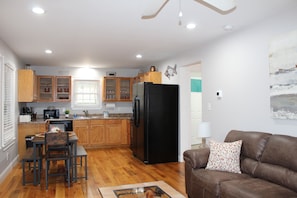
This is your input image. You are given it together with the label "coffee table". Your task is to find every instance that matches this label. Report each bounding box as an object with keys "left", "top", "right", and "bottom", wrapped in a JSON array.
[{"left": 99, "top": 181, "right": 185, "bottom": 198}]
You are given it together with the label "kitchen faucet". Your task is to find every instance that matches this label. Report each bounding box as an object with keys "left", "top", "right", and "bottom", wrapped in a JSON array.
[{"left": 83, "top": 110, "right": 89, "bottom": 117}]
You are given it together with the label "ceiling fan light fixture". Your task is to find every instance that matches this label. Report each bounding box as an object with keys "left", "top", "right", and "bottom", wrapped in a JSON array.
[{"left": 202, "top": 0, "right": 235, "bottom": 11}]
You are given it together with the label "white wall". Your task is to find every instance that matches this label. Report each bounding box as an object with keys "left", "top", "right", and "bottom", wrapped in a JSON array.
[
  {"left": 157, "top": 7, "right": 297, "bottom": 160},
  {"left": 0, "top": 39, "right": 24, "bottom": 182}
]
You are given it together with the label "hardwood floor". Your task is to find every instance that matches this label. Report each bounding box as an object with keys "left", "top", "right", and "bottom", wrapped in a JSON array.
[{"left": 0, "top": 148, "right": 186, "bottom": 198}]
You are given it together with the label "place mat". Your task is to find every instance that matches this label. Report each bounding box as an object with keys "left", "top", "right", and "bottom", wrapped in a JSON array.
[
  {"left": 99, "top": 181, "right": 185, "bottom": 198},
  {"left": 35, "top": 132, "right": 75, "bottom": 138}
]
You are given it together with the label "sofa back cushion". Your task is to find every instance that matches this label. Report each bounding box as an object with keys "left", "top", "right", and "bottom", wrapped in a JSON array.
[
  {"left": 224, "top": 130, "right": 271, "bottom": 161},
  {"left": 254, "top": 135, "right": 297, "bottom": 192},
  {"left": 224, "top": 130, "right": 271, "bottom": 175}
]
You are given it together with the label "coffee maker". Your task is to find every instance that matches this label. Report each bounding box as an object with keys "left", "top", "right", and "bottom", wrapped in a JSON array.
[{"left": 22, "top": 107, "right": 32, "bottom": 115}]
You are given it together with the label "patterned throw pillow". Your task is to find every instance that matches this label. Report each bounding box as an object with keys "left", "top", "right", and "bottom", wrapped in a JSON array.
[{"left": 206, "top": 140, "right": 242, "bottom": 174}]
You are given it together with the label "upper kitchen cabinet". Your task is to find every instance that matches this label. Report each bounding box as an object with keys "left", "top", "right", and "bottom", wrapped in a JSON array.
[
  {"left": 134, "top": 72, "right": 162, "bottom": 84},
  {"left": 18, "top": 69, "right": 37, "bottom": 102},
  {"left": 103, "top": 77, "right": 132, "bottom": 102},
  {"left": 37, "top": 76, "right": 54, "bottom": 102},
  {"left": 37, "top": 76, "right": 71, "bottom": 102},
  {"left": 55, "top": 76, "right": 71, "bottom": 102}
]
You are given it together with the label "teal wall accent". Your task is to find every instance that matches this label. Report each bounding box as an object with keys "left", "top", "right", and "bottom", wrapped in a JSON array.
[{"left": 191, "top": 79, "right": 202, "bottom": 92}]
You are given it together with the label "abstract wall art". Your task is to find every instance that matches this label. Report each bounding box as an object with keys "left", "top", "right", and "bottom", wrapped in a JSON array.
[{"left": 269, "top": 30, "right": 297, "bottom": 119}]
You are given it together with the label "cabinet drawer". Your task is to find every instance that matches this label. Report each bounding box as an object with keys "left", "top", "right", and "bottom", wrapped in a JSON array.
[
  {"left": 74, "top": 120, "right": 89, "bottom": 126},
  {"left": 90, "top": 119, "right": 105, "bottom": 125},
  {"left": 105, "top": 120, "right": 121, "bottom": 124}
]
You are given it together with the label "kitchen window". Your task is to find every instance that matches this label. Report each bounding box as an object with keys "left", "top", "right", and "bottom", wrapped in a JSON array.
[
  {"left": 1, "top": 61, "right": 16, "bottom": 150},
  {"left": 72, "top": 79, "right": 102, "bottom": 109}
]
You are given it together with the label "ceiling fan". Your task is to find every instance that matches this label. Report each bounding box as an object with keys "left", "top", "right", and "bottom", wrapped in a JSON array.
[{"left": 141, "top": 0, "right": 236, "bottom": 19}]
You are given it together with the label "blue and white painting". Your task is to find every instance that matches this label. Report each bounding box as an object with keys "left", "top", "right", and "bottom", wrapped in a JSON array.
[{"left": 269, "top": 30, "right": 297, "bottom": 119}]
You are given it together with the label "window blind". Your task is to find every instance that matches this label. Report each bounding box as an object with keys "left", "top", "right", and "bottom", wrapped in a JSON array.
[
  {"left": 72, "top": 80, "right": 101, "bottom": 109},
  {"left": 2, "top": 63, "right": 16, "bottom": 149}
]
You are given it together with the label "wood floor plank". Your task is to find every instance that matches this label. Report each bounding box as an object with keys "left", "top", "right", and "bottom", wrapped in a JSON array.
[{"left": 0, "top": 148, "right": 186, "bottom": 198}]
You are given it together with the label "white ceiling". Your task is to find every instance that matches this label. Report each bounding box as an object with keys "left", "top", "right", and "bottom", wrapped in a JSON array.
[{"left": 0, "top": 0, "right": 296, "bottom": 69}]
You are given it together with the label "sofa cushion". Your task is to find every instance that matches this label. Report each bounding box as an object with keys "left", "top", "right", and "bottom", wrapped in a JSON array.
[
  {"left": 224, "top": 130, "right": 271, "bottom": 161},
  {"left": 206, "top": 140, "right": 242, "bottom": 173},
  {"left": 254, "top": 134, "right": 297, "bottom": 192},
  {"left": 192, "top": 169, "right": 251, "bottom": 197},
  {"left": 220, "top": 178, "right": 297, "bottom": 198}
]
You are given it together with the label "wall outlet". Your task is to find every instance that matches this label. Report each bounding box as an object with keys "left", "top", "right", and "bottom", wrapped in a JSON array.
[{"left": 6, "top": 152, "right": 9, "bottom": 160}]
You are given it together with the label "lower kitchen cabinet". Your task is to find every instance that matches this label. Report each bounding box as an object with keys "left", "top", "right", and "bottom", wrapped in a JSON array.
[
  {"left": 18, "top": 123, "right": 46, "bottom": 160},
  {"left": 73, "top": 120, "right": 89, "bottom": 146},
  {"left": 73, "top": 119, "right": 130, "bottom": 148},
  {"left": 89, "top": 120, "right": 105, "bottom": 147}
]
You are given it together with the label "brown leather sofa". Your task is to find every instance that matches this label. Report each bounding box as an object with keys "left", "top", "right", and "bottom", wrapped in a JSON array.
[{"left": 183, "top": 130, "right": 297, "bottom": 198}]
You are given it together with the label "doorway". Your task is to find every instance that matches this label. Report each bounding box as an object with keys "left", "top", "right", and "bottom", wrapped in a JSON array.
[{"left": 178, "top": 62, "right": 201, "bottom": 160}]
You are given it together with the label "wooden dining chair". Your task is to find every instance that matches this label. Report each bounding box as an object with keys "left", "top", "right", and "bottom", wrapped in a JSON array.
[{"left": 44, "top": 132, "right": 71, "bottom": 190}]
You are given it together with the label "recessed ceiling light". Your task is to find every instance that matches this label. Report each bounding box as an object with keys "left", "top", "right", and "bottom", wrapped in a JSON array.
[
  {"left": 136, "top": 54, "right": 142, "bottom": 59},
  {"left": 45, "top": 49, "right": 52, "bottom": 54},
  {"left": 186, "top": 23, "right": 196, "bottom": 30},
  {"left": 223, "top": 24, "right": 233, "bottom": 31},
  {"left": 32, "top": 7, "right": 45, "bottom": 14}
]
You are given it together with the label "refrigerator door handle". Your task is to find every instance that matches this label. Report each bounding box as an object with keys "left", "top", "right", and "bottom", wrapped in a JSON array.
[{"left": 135, "top": 98, "right": 140, "bottom": 127}]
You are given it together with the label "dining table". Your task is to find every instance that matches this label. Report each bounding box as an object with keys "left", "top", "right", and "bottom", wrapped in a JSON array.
[{"left": 31, "top": 132, "right": 79, "bottom": 186}]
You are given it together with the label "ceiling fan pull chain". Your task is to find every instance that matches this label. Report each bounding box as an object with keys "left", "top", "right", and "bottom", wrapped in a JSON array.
[{"left": 178, "top": 0, "right": 183, "bottom": 26}]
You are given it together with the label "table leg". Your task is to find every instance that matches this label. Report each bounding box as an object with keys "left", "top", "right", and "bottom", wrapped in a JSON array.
[
  {"left": 73, "top": 142, "right": 77, "bottom": 182},
  {"left": 33, "top": 143, "right": 37, "bottom": 186}
]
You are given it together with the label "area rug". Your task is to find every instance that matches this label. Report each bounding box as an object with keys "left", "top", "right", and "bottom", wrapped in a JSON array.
[{"left": 98, "top": 181, "right": 185, "bottom": 198}]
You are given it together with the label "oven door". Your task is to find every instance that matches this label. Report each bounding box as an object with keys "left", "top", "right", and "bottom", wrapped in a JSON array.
[{"left": 49, "top": 120, "right": 73, "bottom": 131}]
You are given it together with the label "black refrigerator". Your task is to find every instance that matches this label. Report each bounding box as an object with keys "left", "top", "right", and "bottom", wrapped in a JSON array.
[{"left": 131, "top": 82, "right": 178, "bottom": 164}]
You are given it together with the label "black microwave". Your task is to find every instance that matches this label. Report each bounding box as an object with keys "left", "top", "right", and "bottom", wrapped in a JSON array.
[{"left": 43, "top": 109, "right": 60, "bottom": 120}]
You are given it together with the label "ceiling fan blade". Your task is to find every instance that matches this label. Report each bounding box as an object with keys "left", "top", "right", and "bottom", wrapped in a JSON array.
[
  {"left": 199, "top": 0, "right": 236, "bottom": 12},
  {"left": 141, "top": 0, "right": 169, "bottom": 19}
]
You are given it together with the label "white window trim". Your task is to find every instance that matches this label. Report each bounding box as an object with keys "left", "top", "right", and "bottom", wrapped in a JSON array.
[
  {"left": 71, "top": 79, "right": 102, "bottom": 110},
  {"left": 1, "top": 61, "right": 16, "bottom": 150}
]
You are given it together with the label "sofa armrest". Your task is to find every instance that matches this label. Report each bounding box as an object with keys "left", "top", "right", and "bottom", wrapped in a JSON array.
[{"left": 183, "top": 147, "right": 210, "bottom": 169}]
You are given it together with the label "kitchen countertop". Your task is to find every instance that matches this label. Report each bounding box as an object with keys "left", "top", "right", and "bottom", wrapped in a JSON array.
[{"left": 19, "top": 114, "right": 132, "bottom": 124}]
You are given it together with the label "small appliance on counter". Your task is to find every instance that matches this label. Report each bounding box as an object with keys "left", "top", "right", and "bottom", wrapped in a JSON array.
[
  {"left": 19, "top": 115, "right": 31, "bottom": 123},
  {"left": 43, "top": 109, "right": 60, "bottom": 120}
]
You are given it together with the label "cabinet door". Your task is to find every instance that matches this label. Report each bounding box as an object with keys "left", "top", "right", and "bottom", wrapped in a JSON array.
[
  {"left": 103, "top": 77, "right": 117, "bottom": 101},
  {"left": 105, "top": 120, "right": 122, "bottom": 145},
  {"left": 55, "top": 76, "right": 71, "bottom": 102},
  {"left": 18, "top": 123, "right": 45, "bottom": 160},
  {"left": 119, "top": 78, "right": 132, "bottom": 101},
  {"left": 18, "top": 70, "right": 37, "bottom": 102},
  {"left": 89, "top": 120, "right": 105, "bottom": 146},
  {"left": 37, "top": 76, "right": 55, "bottom": 102},
  {"left": 74, "top": 120, "right": 89, "bottom": 146}
]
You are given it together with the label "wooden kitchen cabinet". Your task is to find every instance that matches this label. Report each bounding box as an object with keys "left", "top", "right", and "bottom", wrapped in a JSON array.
[
  {"left": 55, "top": 76, "right": 71, "bottom": 102},
  {"left": 89, "top": 120, "right": 105, "bottom": 147},
  {"left": 37, "top": 75, "right": 71, "bottom": 102},
  {"left": 18, "top": 123, "right": 46, "bottom": 160},
  {"left": 103, "top": 77, "right": 132, "bottom": 102},
  {"left": 18, "top": 69, "right": 37, "bottom": 102},
  {"left": 135, "top": 72, "right": 162, "bottom": 84},
  {"left": 73, "top": 118, "right": 130, "bottom": 148},
  {"left": 73, "top": 120, "right": 89, "bottom": 146},
  {"left": 105, "top": 120, "right": 122, "bottom": 145},
  {"left": 37, "top": 75, "right": 55, "bottom": 102}
]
